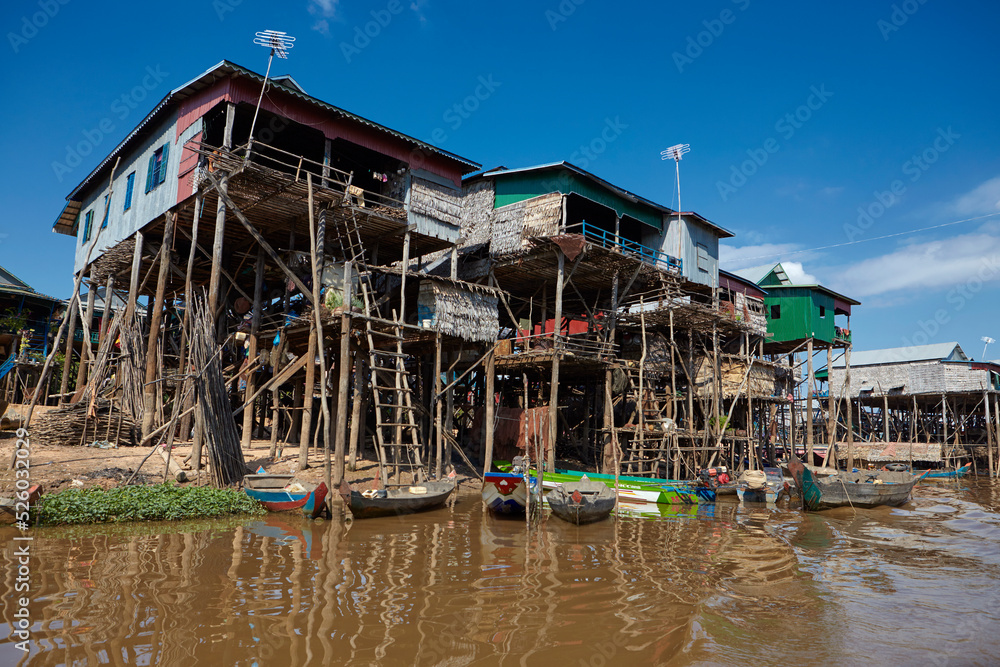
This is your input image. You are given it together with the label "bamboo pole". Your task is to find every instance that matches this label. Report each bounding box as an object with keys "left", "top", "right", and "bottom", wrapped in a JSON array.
[
  {"left": 306, "top": 174, "right": 334, "bottom": 501},
  {"left": 241, "top": 248, "right": 265, "bottom": 450},
  {"left": 434, "top": 331, "right": 443, "bottom": 478},
  {"left": 482, "top": 348, "right": 496, "bottom": 476},
  {"left": 986, "top": 389, "right": 994, "bottom": 478},
  {"left": 333, "top": 263, "right": 353, "bottom": 489},
  {"left": 348, "top": 354, "right": 365, "bottom": 471},
  {"left": 845, "top": 346, "right": 853, "bottom": 470}
]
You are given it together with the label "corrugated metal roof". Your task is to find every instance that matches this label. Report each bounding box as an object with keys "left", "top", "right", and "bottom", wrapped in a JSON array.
[
  {"left": 832, "top": 342, "right": 967, "bottom": 367},
  {"left": 58, "top": 59, "right": 480, "bottom": 208},
  {"left": 467, "top": 161, "right": 735, "bottom": 238}
]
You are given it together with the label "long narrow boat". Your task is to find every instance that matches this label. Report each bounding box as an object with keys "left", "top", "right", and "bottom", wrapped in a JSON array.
[
  {"left": 340, "top": 478, "right": 456, "bottom": 519},
  {"left": 538, "top": 467, "right": 715, "bottom": 505},
  {"left": 0, "top": 484, "right": 41, "bottom": 525},
  {"left": 482, "top": 471, "right": 534, "bottom": 515},
  {"left": 547, "top": 477, "right": 616, "bottom": 524},
  {"left": 788, "top": 457, "right": 926, "bottom": 511},
  {"left": 243, "top": 474, "right": 328, "bottom": 519},
  {"left": 916, "top": 463, "right": 972, "bottom": 479}
]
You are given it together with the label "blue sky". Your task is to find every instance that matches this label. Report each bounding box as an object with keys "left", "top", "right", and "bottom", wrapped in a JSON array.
[{"left": 2, "top": 0, "right": 999, "bottom": 359}]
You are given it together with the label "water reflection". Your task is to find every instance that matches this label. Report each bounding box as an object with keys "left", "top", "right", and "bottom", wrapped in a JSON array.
[{"left": 1, "top": 479, "right": 999, "bottom": 665}]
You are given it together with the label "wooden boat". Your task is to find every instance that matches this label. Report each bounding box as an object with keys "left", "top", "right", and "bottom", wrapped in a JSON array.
[
  {"left": 916, "top": 463, "right": 972, "bottom": 479},
  {"left": 736, "top": 467, "right": 787, "bottom": 503},
  {"left": 243, "top": 474, "right": 328, "bottom": 519},
  {"left": 546, "top": 477, "right": 616, "bottom": 524},
  {"left": 0, "top": 484, "right": 41, "bottom": 525},
  {"left": 537, "top": 467, "right": 715, "bottom": 505},
  {"left": 340, "top": 477, "right": 456, "bottom": 519},
  {"left": 787, "top": 457, "right": 926, "bottom": 511},
  {"left": 482, "top": 471, "right": 533, "bottom": 515}
]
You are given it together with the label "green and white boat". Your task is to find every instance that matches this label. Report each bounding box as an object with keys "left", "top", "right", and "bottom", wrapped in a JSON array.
[{"left": 496, "top": 463, "right": 715, "bottom": 505}]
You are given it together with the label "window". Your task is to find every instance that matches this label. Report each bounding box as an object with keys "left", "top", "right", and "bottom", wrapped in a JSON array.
[
  {"left": 696, "top": 243, "right": 710, "bottom": 273},
  {"left": 144, "top": 142, "right": 170, "bottom": 193},
  {"left": 82, "top": 210, "right": 94, "bottom": 242},
  {"left": 123, "top": 172, "right": 135, "bottom": 211},
  {"left": 100, "top": 195, "right": 109, "bottom": 229},
  {"left": 819, "top": 306, "right": 826, "bottom": 318},
  {"left": 770, "top": 305, "right": 781, "bottom": 319}
]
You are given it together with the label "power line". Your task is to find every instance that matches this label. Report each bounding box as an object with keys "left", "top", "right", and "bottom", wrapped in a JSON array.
[{"left": 730, "top": 212, "right": 1000, "bottom": 262}]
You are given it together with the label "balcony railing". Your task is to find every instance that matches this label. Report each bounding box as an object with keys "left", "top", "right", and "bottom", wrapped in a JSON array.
[
  {"left": 572, "top": 222, "right": 682, "bottom": 273},
  {"left": 834, "top": 326, "right": 851, "bottom": 343}
]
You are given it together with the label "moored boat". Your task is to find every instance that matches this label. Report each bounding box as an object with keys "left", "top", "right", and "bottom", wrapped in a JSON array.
[
  {"left": 482, "top": 471, "right": 533, "bottom": 515},
  {"left": 538, "top": 467, "right": 714, "bottom": 505},
  {"left": 243, "top": 474, "right": 328, "bottom": 519},
  {"left": 547, "top": 477, "right": 616, "bottom": 524},
  {"left": 916, "top": 463, "right": 972, "bottom": 479},
  {"left": 340, "top": 477, "right": 456, "bottom": 519},
  {"left": 787, "top": 457, "right": 926, "bottom": 511}
]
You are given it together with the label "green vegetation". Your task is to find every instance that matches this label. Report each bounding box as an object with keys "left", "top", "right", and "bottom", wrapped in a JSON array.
[
  {"left": 0, "top": 307, "right": 27, "bottom": 334},
  {"left": 37, "top": 484, "right": 266, "bottom": 526}
]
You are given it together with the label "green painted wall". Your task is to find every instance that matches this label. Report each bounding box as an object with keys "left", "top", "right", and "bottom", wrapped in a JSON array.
[
  {"left": 492, "top": 171, "right": 662, "bottom": 231},
  {"left": 764, "top": 287, "right": 837, "bottom": 344}
]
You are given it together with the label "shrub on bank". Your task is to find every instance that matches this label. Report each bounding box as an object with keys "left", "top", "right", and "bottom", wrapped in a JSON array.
[{"left": 37, "top": 483, "right": 266, "bottom": 525}]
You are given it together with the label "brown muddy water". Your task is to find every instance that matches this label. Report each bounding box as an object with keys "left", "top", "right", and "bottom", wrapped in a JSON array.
[{"left": 2, "top": 479, "right": 999, "bottom": 666}]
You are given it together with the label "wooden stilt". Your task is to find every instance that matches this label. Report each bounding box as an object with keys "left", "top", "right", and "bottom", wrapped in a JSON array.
[
  {"left": 141, "top": 212, "right": 175, "bottom": 438},
  {"left": 806, "top": 337, "right": 814, "bottom": 463},
  {"left": 333, "top": 264, "right": 353, "bottom": 488},
  {"left": 75, "top": 277, "right": 97, "bottom": 392},
  {"left": 348, "top": 354, "right": 365, "bottom": 471},
  {"left": 845, "top": 345, "right": 854, "bottom": 470},
  {"left": 298, "top": 325, "right": 317, "bottom": 468},
  {"left": 59, "top": 281, "right": 79, "bottom": 405},
  {"left": 241, "top": 248, "right": 265, "bottom": 450},
  {"left": 126, "top": 231, "right": 144, "bottom": 320},
  {"left": 482, "top": 348, "right": 496, "bottom": 476},
  {"left": 547, "top": 249, "right": 565, "bottom": 473},
  {"left": 434, "top": 332, "right": 443, "bottom": 478}
]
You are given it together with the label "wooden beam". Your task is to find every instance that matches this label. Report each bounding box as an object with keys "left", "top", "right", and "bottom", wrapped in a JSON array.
[
  {"left": 202, "top": 170, "right": 313, "bottom": 304},
  {"left": 126, "top": 231, "right": 144, "bottom": 319},
  {"left": 547, "top": 248, "right": 565, "bottom": 472}
]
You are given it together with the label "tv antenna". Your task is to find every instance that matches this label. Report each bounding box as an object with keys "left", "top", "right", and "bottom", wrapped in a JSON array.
[
  {"left": 661, "top": 143, "right": 690, "bottom": 262},
  {"left": 246, "top": 30, "right": 295, "bottom": 162},
  {"left": 983, "top": 335, "right": 995, "bottom": 360}
]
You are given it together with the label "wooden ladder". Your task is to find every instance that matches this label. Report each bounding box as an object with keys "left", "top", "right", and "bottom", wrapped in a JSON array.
[{"left": 331, "top": 204, "right": 425, "bottom": 486}]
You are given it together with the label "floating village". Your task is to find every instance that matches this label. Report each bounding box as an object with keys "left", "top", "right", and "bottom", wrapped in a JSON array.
[{"left": 2, "top": 54, "right": 999, "bottom": 531}]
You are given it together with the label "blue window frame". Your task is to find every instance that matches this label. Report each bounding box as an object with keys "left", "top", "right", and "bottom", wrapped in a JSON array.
[
  {"left": 144, "top": 142, "right": 170, "bottom": 193},
  {"left": 123, "top": 172, "right": 135, "bottom": 211},
  {"left": 101, "top": 195, "right": 109, "bottom": 229},
  {"left": 82, "top": 210, "right": 94, "bottom": 242}
]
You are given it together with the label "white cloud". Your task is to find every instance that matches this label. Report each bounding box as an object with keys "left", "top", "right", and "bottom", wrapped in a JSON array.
[
  {"left": 781, "top": 261, "right": 819, "bottom": 285},
  {"left": 950, "top": 175, "right": 1000, "bottom": 216},
  {"left": 828, "top": 224, "right": 1000, "bottom": 298},
  {"left": 308, "top": 0, "right": 339, "bottom": 33}
]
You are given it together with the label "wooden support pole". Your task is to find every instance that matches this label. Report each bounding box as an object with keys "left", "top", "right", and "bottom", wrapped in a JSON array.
[
  {"left": 290, "top": 380, "right": 303, "bottom": 444},
  {"left": 59, "top": 283, "right": 79, "bottom": 405},
  {"left": 333, "top": 264, "right": 353, "bottom": 488},
  {"left": 434, "top": 331, "right": 443, "bottom": 478},
  {"left": 142, "top": 211, "right": 175, "bottom": 438},
  {"left": 208, "top": 174, "right": 228, "bottom": 321},
  {"left": 298, "top": 325, "right": 317, "bottom": 468},
  {"left": 98, "top": 274, "right": 115, "bottom": 344},
  {"left": 241, "top": 248, "right": 265, "bottom": 450},
  {"left": 126, "top": 231, "right": 144, "bottom": 320},
  {"left": 348, "top": 355, "right": 365, "bottom": 471},
  {"left": 179, "top": 199, "right": 201, "bottom": 441},
  {"left": 547, "top": 249, "right": 565, "bottom": 472},
  {"left": 482, "top": 347, "right": 496, "bottom": 476},
  {"left": 826, "top": 344, "right": 835, "bottom": 455},
  {"left": 845, "top": 345, "right": 854, "bottom": 470},
  {"left": 883, "top": 393, "right": 890, "bottom": 443},
  {"left": 986, "top": 390, "right": 994, "bottom": 478},
  {"left": 806, "top": 337, "right": 814, "bottom": 463},
  {"left": 75, "top": 278, "right": 97, "bottom": 392},
  {"left": 268, "top": 384, "right": 281, "bottom": 457},
  {"left": 994, "top": 396, "right": 1000, "bottom": 477}
]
